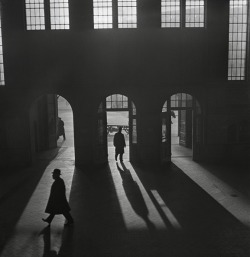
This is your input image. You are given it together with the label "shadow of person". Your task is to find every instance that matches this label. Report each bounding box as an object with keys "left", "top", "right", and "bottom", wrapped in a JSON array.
[
  {"left": 57, "top": 225, "right": 74, "bottom": 256},
  {"left": 39, "top": 226, "right": 58, "bottom": 257},
  {"left": 117, "top": 163, "right": 155, "bottom": 231},
  {"left": 39, "top": 225, "right": 74, "bottom": 257}
]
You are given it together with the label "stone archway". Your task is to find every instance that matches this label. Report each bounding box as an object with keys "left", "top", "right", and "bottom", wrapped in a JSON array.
[
  {"left": 95, "top": 94, "right": 138, "bottom": 165},
  {"left": 161, "top": 93, "right": 202, "bottom": 164}
]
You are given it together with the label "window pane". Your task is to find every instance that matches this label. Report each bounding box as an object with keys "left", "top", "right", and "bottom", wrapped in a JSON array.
[
  {"left": 185, "top": 0, "right": 205, "bottom": 28},
  {"left": 161, "top": 0, "right": 181, "bottom": 28},
  {"left": 106, "top": 94, "right": 128, "bottom": 109},
  {"left": 93, "top": 0, "right": 113, "bottom": 29},
  {"left": 228, "top": 0, "right": 248, "bottom": 80},
  {"left": 118, "top": 0, "right": 137, "bottom": 28},
  {"left": 170, "top": 93, "right": 193, "bottom": 108},
  {"left": 132, "top": 119, "right": 137, "bottom": 143},
  {"left": 25, "top": 0, "right": 45, "bottom": 30},
  {"left": 132, "top": 102, "right": 136, "bottom": 115},
  {"left": 50, "top": 0, "right": 70, "bottom": 30},
  {"left": 162, "top": 101, "right": 168, "bottom": 112}
]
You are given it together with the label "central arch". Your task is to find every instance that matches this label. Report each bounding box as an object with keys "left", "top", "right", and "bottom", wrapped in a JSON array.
[{"left": 95, "top": 94, "right": 137, "bottom": 165}]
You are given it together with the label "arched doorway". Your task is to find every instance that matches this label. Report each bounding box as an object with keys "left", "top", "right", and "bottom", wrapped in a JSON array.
[
  {"left": 29, "top": 94, "right": 74, "bottom": 162},
  {"left": 57, "top": 95, "right": 74, "bottom": 149},
  {"left": 161, "top": 93, "right": 202, "bottom": 164},
  {"left": 95, "top": 94, "right": 137, "bottom": 165}
]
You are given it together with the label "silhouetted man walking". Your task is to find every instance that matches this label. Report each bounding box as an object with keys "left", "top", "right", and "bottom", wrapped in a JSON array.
[
  {"left": 113, "top": 126, "right": 126, "bottom": 162},
  {"left": 42, "top": 169, "right": 74, "bottom": 226}
]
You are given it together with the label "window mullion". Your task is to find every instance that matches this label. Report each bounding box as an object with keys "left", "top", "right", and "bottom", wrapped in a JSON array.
[
  {"left": 181, "top": 0, "right": 186, "bottom": 28},
  {"left": 113, "top": 0, "right": 118, "bottom": 28},
  {"left": 44, "top": 0, "right": 51, "bottom": 30}
]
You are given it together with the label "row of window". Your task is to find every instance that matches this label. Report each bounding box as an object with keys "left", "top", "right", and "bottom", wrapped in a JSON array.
[
  {"left": 25, "top": 0, "right": 206, "bottom": 30},
  {"left": 26, "top": 0, "right": 70, "bottom": 30},
  {"left": 162, "top": 0, "right": 205, "bottom": 28},
  {"left": 0, "top": 0, "right": 248, "bottom": 86},
  {"left": 23, "top": 0, "right": 250, "bottom": 81}
]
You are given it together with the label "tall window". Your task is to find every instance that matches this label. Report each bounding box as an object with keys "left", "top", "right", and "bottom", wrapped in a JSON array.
[
  {"left": 93, "top": 0, "right": 137, "bottom": 29},
  {"left": 118, "top": 0, "right": 137, "bottom": 28},
  {"left": 185, "top": 0, "right": 205, "bottom": 27},
  {"left": 25, "top": 0, "right": 45, "bottom": 30},
  {"left": 161, "top": 0, "right": 181, "bottom": 28},
  {"left": 161, "top": 0, "right": 205, "bottom": 28},
  {"left": 228, "top": 0, "right": 248, "bottom": 80},
  {"left": 50, "top": 0, "right": 70, "bottom": 30},
  {"left": 25, "top": 0, "right": 70, "bottom": 30},
  {"left": 0, "top": 5, "right": 4, "bottom": 86},
  {"left": 93, "top": 0, "right": 113, "bottom": 29}
]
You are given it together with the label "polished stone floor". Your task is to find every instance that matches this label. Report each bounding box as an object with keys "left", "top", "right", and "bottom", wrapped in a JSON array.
[
  {"left": 1, "top": 106, "right": 250, "bottom": 256},
  {"left": 0, "top": 141, "right": 250, "bottom": 257}
]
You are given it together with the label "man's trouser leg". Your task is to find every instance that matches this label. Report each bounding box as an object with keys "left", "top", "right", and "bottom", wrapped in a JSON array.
[
  {"left": 63, "top": 211, "right": 74, "bottom": 224},
  {"left": 46, "top": 213, "right": 55, "bottom": 223}
]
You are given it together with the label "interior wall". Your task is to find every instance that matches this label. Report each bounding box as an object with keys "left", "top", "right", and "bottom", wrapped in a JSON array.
[
  {"left": 0, "top": 0, "right": 249, "bottom": 166},
  {"left": 1, "top": 0, "right": 230, "bottom": 89}
]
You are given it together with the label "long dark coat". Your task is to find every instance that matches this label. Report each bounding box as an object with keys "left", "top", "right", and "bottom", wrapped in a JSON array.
[
  {"left": 113, "top": 132, "right": 126, "bottom": 154},
  {"left": 45, "top": 177, "right": 71, "bottom": 214},
  {"left": 58, "top": 119, "right": 65, "bottom": 136}
]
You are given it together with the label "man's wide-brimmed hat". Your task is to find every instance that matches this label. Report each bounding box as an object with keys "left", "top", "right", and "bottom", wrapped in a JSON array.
[{"left": 52, "top": 169, "right": 61, "bottom": 175}]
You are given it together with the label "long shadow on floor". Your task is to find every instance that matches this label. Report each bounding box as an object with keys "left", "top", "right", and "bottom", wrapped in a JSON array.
[
  {"left": 117, "top": 162, "right": 155, "bottom": 231},
  {"left": 39, "top": 225, "right": 74, "bottom": 257},
  {"left": 131, "top": 162, "right": 250, "bottom": 257}
]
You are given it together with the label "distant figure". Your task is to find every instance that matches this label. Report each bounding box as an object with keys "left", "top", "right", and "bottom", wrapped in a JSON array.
[
  {"left": 113, "top": 126, "right": 126, "bottom": 162},
  {"left": 42, "top": 169, "right": 74, "bottom": 226},
  {"left": 58, "top": 117, "right": 66, "bottom": 140},
  {"left": 171, "top": 110, "right": 176, "bottom": 124}
]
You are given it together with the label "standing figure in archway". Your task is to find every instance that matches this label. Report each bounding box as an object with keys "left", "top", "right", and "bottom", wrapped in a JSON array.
[
  {"left": 113, "top": 126, "right": 126, "bottom": 162},
  {"left": 57, "top": 117, "right": 66, "bottom": 140}
]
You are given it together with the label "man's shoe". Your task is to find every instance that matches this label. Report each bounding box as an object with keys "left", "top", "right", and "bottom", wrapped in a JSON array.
[{"left": 64, "top": 221, "right": 74, "bottom": 227}]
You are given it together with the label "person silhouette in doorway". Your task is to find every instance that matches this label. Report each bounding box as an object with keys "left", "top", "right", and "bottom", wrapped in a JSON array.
[
  {"left": 113, "top": 126, "right": 126, "bottom": 162},
  {"left": 171, "top": 110, "right": 176, "bottom": 124},
  {"left": 42, "top": 169, "right": 74, "bottom": 226},
  {"left": 58, "top": 117, "right": 66, "bottom": 140}
]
